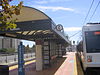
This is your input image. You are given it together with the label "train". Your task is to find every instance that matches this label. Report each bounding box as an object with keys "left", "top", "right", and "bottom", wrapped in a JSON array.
[{"left": 77, "top": 23, "right": 100, "bottom": 72}]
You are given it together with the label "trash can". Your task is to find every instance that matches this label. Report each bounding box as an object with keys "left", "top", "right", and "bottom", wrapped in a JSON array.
[{"left": 0, "top": 65, "right": 9, "bottom": 75}]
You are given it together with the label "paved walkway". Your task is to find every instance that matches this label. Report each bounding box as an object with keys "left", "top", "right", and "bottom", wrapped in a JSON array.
[
  {"left": 9, "top": 52, "right": 76, "bottom": 75},
  {"left": 55, "top": 52, "right": 75, "bottom": 75}
]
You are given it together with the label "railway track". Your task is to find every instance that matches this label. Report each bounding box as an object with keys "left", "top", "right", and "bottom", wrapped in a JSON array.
[{"left": 85, "top": 68, "right": 100, "bottom": 75}]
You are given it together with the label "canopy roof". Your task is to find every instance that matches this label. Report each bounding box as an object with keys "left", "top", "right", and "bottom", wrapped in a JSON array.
[{"left": 0, "top": 6, "right": 70, "bottom": 44}]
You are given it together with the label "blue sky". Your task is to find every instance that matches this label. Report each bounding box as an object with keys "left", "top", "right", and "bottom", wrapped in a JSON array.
[{"left": 10, "top": 0, "right": 100, "bottom": 46}]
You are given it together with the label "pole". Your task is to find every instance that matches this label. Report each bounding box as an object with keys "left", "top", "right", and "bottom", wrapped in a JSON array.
[{"left": 18, "top": 42, "right": 25, "bottom": 75}]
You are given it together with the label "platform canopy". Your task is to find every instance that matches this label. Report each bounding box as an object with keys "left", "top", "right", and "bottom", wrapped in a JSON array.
[{"left": 0, "top": 6, "right": 70, "bottom": 44}]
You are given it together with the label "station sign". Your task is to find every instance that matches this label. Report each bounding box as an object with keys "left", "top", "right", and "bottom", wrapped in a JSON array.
[{"left": 55, "top": 24, "right": 63, "bottom": 31}]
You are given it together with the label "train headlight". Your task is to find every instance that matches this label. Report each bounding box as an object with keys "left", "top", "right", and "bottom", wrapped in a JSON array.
[{"left": 87, "top": 56, "right": 92, "bottom": 62}]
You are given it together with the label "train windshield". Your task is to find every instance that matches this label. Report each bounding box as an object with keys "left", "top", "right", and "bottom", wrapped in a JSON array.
[{"left": 85, "top": 31, "right": 100, "bottom": 53}]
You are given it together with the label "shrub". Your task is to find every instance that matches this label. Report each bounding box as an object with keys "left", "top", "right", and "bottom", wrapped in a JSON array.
[{"left": 0, "top": 48, "right": 15, "bottom": 54}]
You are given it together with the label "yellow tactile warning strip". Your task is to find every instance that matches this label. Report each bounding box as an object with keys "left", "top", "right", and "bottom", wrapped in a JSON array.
[
  {"left": 9, "top": 60, "right": 36, "bottom": 71},
  {"left": 9, "top": 65, "right": 18, "bottom": 71},
  {"left": 74, "top": 53, "right": 78, "bottom": 75},
  {"left": 74, "top": 53, "right": 84, "bottom": 75}
]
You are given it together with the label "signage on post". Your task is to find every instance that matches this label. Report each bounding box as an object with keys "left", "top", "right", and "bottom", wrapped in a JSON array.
[{"left": 18, "top": 42, "right": 25, "bottom": 75}]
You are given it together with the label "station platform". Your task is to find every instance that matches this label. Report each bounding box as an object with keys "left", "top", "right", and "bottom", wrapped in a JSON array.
[{"left": 9, "top": 52, "right": 84, "bottom": 75}]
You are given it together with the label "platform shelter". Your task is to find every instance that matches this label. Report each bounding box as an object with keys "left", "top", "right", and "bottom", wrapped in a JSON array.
[{"left": 0, "top": 6, "right": 70, "bottom": 71}]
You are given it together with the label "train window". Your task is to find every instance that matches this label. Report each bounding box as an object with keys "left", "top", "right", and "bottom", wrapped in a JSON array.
[{"left": 85, "top": 31, "right": 100, "bottom": 53}]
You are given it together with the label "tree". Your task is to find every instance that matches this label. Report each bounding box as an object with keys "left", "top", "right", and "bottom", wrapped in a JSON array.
[
  {"left": 31, "top": 44, "right": 35, "bottom": 52},
  {"left": 0, "top": 48, "right": 7, "bottom": 53},
  {"left": 25, "top": 45, "right": 30, "bottom": 53},
  {"left": 6, "top": 48, "right": 15, "bottom": 54},
  {"left": 0, "top": 0, "right": 23, "bottom": 30},
  {"left": 0, "top": 48, "right": 15, "bottom": 54}
]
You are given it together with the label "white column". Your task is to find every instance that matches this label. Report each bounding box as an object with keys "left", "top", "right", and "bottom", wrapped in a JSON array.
[{"left": 35, "top": 40, "right": 43, "bottom": 71}]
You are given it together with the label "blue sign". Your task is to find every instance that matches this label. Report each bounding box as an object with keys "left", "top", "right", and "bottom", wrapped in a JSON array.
[{"left": 18, "top": 42, "right": 25, "bottom": 75}]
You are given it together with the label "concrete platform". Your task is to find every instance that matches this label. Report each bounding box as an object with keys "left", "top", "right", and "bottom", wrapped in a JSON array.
[
  {"left": 55, "top": 52, "right": 75, "bottom": 75},
  {"left": 9, "top": 52, "right": 84, "bottom": 75}
]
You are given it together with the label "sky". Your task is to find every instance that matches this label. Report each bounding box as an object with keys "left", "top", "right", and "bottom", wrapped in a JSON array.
[{"left": 10, "top": 0, "right": 100, "bottom": 47}]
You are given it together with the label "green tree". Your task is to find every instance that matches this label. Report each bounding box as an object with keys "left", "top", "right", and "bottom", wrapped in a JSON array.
[
  {"left": 0, "top": 48, "right": 7, "bottom": 53},
  {"left": 0, "top": 48, "right": 15, "bottom": 54},
  {"left": 31, "top": 44, "right": 35, "bottom": 52},
  {"left": 25, "top": 45, "right": 31, "bottom": 53},
  {"left": 0, "top": 0, "right": 23, "bottom": 30},
  {"left": 6, "top": 48, "right": 15, "bottom": 54}
]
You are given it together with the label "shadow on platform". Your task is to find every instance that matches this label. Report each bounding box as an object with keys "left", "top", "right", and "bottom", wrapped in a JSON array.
[{"left": 9, "top": 57, "right": 66, "bottom": 75}]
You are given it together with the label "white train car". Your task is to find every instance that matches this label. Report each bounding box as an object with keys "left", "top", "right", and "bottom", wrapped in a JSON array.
[{"left": 82, "top": 23, "right": 100, "bottom": 70}]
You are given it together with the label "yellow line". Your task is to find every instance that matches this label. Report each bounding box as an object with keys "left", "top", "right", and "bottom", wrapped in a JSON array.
[
  {"left": 74, "top": 53, "right": 78, "bottom": 75},
  {"left": 9, "top": 65, "right": 18, "bottom": 71},
  {"left": 9, "top": 60, "right": 36, "bottom": 71},
  {"left": 25, "top": 60, "right": 36, "bottom": 65}
]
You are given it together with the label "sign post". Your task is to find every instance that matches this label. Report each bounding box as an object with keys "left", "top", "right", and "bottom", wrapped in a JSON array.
[{"left": 18, "top": 42, "right": 25, "bottom": 75}]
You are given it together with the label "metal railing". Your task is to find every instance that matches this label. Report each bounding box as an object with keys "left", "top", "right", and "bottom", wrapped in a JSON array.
[{"left": 0, "top": 52, "right": 35, "bottom": 65}]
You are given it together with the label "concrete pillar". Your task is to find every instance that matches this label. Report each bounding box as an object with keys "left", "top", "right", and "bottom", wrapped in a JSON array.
[{"left": 35, "top": 40, "right": 43, "bottom": 71}]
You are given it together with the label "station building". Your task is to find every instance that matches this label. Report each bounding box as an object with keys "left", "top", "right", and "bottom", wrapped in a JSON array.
[{"left": 0, "top": 36, "right": 20, "bottom": 51}]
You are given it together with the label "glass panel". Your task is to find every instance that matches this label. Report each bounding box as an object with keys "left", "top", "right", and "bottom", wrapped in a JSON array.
[
  {"left": 44, "top": 46, "right": 49, "bottom": 50},
  {"left": 44, "top": 41, "right": 49, "bottom": 45},
  {"left": 85, "top": 31, "right": 100, "bottom": 53}
]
